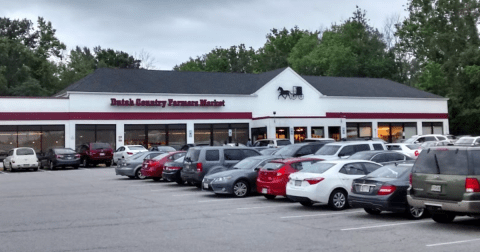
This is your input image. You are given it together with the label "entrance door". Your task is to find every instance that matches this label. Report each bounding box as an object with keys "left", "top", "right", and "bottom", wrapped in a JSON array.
[{"left": 328, "top": 127, "right": 341, "bottom": 141}]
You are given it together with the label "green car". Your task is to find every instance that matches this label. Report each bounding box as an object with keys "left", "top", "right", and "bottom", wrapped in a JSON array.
[{"left": 407, "top": 146, "right": 480, "bottom": 223}]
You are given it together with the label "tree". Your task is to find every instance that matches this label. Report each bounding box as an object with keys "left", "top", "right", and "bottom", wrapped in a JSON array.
[{"left": 94, "top": 46, "right": 140, "bottom": 69}]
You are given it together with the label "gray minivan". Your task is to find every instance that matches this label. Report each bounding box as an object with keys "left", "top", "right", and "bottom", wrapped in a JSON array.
[{"left": 180, "top": 147, "right": 261, "bottom": 187}]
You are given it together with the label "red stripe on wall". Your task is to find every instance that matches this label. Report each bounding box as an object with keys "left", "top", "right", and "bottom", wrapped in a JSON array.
[
  {"left": 0, "top": 112, "right": 253, "bottom": 121},
  {"left": 252, "top": 113, "right": 449, "bottom": 120}
]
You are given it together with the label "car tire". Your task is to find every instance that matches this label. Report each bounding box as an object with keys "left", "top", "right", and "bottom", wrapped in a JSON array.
[
  {"left": 128, "top": 176, "right": 135, "bottom": 179},
  {"left": 135, "top": 169, "right": 146, "bottom": 180},
  {"left": 233, "top": 180, "right": 249, "bottom": 197},
  {"left": 264, "top": 195, "right": 276, "bottom": 200},
  {"left": 50, "top": 161, "right": 55, "bottom": 170},
  {"left": 405, "top": 205, "right": 425, "bottom": 219},
  {"left": 73, "top": 165, "right": 79, "bottom": 169},
  {"left": 111, "top": 158, "right": 116, "bottom": 166},
  {"left": 9, "top": 163, "right": 13, "bottom": 172},
  {"left": 432, "top": 212, "right": 456, "bottom": 223},
  {"left": 300, "top": 201, "right": 314, "bottom": 207},
  {"left": 105, "top": 161, "right": 112, "bottom": 167},
  {"left": 364, "top": 208, "right": 382, "bottom": 215},
  {"left": 195, "top": 183, "right": 202, "bottom": 188},
  {"left": 329, "top": 189, "right": 348, "bottom": 210},
  {"left": 152, "top": 178, "right": 161, "bottom": 182},
  {"left": 175, "top": 178, "right": 185, "bottom": 185},
  {"left": 82, "top": 158, "right": 89, "bottom": 168}
]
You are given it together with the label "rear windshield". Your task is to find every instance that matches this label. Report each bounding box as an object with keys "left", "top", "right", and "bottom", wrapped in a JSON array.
[
  {"left": 152, "top": 153, "right": 170, "bottom": 160},
  {"left": 185, "top": 149, "right": 201, "bottom": 162},
  {"left": 348, "top": 152, "right": 376, "bottom": 160},
  {"left": 413, "top": 148, "right": 468, "bottom": 175},
  {"left": 273, "top": 145, "right": 297, "bottom": 156},
  {"left": 315, "top": 145, "right": 340, "bottom": 155},
  {"left": 456, "top": 138, "right": 474, "bottom": 145},
  {"left": 129, "top": 146, "right": 146, "bottom": 150},
  {"left": 255, "top": 141, "right": 272, "bottom": 146},
  {"left": 300, "top": 162, "right": 335, "bottom": 174},
  {"left": 262, "top": 162, "right": 284, "bottom": 170},
  {"left": 367, "top": 164, "right": 412, "bottom": 179},
  {"left": 16, "top": 148, "right": 34, "bottom": 155},
  {"left": 130, "top": 152, "right": 146, "bottom": 160},
  {"left": 406, "top": 144, "right": 420, "bottom": 150},
  {"left": 54, "top": 149, "right": 76, "bottom": 154},
  {"left": 174, "top": 156, "right": 185, "bottom": 163},
  {"left": 91, "top": 143, "right": 111, "bottom": 150},
  {"left": 277, "top": 140, "right": 291, "bottom": 146},
  {"left": 233, "top": 158, "right": 261, "bottom": 169}
]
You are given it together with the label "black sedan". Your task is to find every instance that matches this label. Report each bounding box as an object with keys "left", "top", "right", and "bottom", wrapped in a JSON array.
[
  {"left": 202, "top": 156, "right": 278, "bottom": 197},
  {"left": 162, "top": 156, "right": 186, "bottom": 184},
  {"left": 115, "top": 151, "right": 163, "bottom": 179},
  {"left": 40, "top": 148, "right": 81, "bottom": 170},
  {"left": 348, "top": 150, "right": 413, "bottom": 165},
  {"left": 349, "top": 163, "right": 427, "bottom": 219}
]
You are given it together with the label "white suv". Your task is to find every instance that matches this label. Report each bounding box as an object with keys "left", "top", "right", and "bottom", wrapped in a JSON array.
[
  {"left": 310, "top": 141, "right": 386, "bottom": 160},
  {"left": 3, "top": 148, "right": 40, "bottom": 172},
  {"left": 253, "top": 139, "right": 292, "bottom": 148}
]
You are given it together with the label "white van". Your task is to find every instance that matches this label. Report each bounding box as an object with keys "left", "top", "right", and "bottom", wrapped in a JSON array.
[
  {"left": 309, "top": 141, "right": 386, "bottom": 160},
  {"left": 3, "top": 148, "right": 39, "bottom": 172}
]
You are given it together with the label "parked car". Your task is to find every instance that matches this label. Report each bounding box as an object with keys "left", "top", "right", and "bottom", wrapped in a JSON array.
[
  {"left": 286, "top": 160, "right": 382, "bottom": 210},
  {"left": 272, "top": 142, "right": 331, "bottom": 158},
  {"left": 419, "top": 140, "right": 450, "bottom": 149},
  {"left": 202, "top": 156, "right": 279, "bottom": 197},
  {"left": 253, "top": 139, "right": 292, "bottom": 148},
  {"left": 149, "top": 145, "right": 177, "bottom": 152},
  {"left": 303, "top": 138, "right": 336, "bottom": 143},
  {"left": 349, "top": 163, "right": 427, "bottom": 219},
  {"left": 347, "top": 150, "right": 414, "bottom": 165},
  {"left": 113, "top": 145, "right": 147, "bottom": 164},
  {"left": 3, "top": 147, "right": 39, "bottom": 172},
  {"left": 454, "top": 136, "right": 480, "bottom": 146},
  {"left": 76, "top": 142, "right": 114, "bottom": 167},
  {"left": 181, "top": 147, "right": 261, "bottom": 188},
  {"left": 408, "top": 146, "right": 480, "bottom": 223},
  {"left": 115, "top": 151, "right": 164, "bottom": 179},
  {"left": 386, "top": 143, "right": 421, "bottom": 159},
  {"left": 404, "top": 134, "right": 449, "bottom": 144},
  {"left": 0, "top": 150, "right": 7, "bottom": 162},
  {"left": 309, "top": 141, "right": 386, "bottom": 160},
  {"left": 40, "top": 147, "right": 81, "bottom": 170},
  {"left": 141, "top": 151, "right": 186, "bottom": 181},
  {"left": 257, "top": 157, "right": 322, "bottom": 200},
  {"left": 162, "top": 156, "right": 186, "bottom": 184},
  {"left": 260, "top": 148, "right": 279, "bottom": 155}
]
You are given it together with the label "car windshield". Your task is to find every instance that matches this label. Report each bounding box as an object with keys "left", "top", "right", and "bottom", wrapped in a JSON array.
[
  {"left": 174, "top": 156, "right": 185, "bottom": 162},
  {"left": 54, "top": 148, "right": 76, "bottom": 154},
  {"left": 348, "top": 152, "right": 376, "bottom": 160},
  {"left": 456, "top": 138, "right": 474, "bottom": 145},
  {"left": 129, "top": 146, "right": 146, "bottom": 150},
  {"left": 91, "top": 143, "right": 111, "bottom": 150},
  {"left": 152, "top": 153, "right": 171, "bottom": 160},
  {"left": 233, "top": 158, "right": 261, "bottom": 169},
  {"left": 155, "top": 146, "right": 176, "bottom": 151},
  {"left": 273, "top": 145, "right": 298, "bottom": 156},
  {"left": 262, "top": 162, "right": 284, "bottom": 170},
  {"left": 277, "top": 140, "right": 291, "bottom": 146},
  {"left": 16, "top": 148, "right": 34, "bottom": 155},
  {"left": 300, "top": 162, "right": 335, "bottom": 174},
  {"left": 406, "top": 144, "right": 420, "bottom": 150},
  {"left": 315, "top": 145, "right": 340, "bottom": 155},
  {"left": 255, "top": 141, "right": 271, "bottom": 147},
  {"left": 404, "top": 138, "right": 416, "bottom": 143},
  {"left": 130, "top": 152, "right": 146, "bottom": 160},
  {"left": 367, "top": 164, "right": 412, "bottom": 179}
]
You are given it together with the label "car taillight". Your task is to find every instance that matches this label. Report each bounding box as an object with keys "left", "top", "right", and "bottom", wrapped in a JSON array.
[
  {"left": 276, "top": 167, "right": 286, "bottom": 176},
  {"left": 196, "top": 163, "right": 203, "bottom": 172},
  {"left": 304, "top": 177, "right": 324, "bottom": 185},
  {"left": 56, "top": 155, "right": 64, "bottom": 159},
  {"left": 127, "top": 152, "right": 133, "bottom": 155},
  {"left": 378, "top": 185, "right": 396, "bottom": 195},
  {"left": 409, "top": 173, "right": 412, "bottom": 187},
  {"left": 465, "top": 178, "right": 480, "bottom": 193},
  {"left": 75, "top": 154, "right": 80, "bottom": 158},
  {"left": 86, "top": 151, "right": 90, "bottom": 155},
  {"left": 414, "top": 150, "right": 419, "bottom": 156}
]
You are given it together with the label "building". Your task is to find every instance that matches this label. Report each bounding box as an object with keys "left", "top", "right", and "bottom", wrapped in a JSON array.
[{"left": 0, "top": 67, "right": 448, "bottom": 154}]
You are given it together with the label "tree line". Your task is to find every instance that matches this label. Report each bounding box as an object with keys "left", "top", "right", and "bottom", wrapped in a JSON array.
[{"left": 174, "top": 1, "right": 480, "bottom": 135}]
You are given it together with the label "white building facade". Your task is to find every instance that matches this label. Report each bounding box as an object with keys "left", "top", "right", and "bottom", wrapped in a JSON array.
[{"left": 0, "top": 67, "right": 449, "bottom": 154}]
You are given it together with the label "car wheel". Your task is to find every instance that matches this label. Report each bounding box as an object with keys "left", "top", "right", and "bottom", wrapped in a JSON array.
[
  {"left": 135, "top": 169, "right": 146, "bottom": 180},
  {"left": 73, "top": 165, "right": 79, "bottom": 169},
  {"left": 195, "top": 183, "right": 202, "bottom": 188},
  {"left": 264, "top": 195, "right": 276, "bottom": 200},
  {"left": 50, "top": 161, "right": 55, "bottom": 170},
  {"left": 128, "top": 176, "right": 135, "bottom": 179},
  {"left": 111, "top": 158, "right": 115, "bottom": 166},
  {"left": 300, "top": 201, "right": 314, "bottom": 207},
  {"left": 432, "top": 212, "right": 456, "bottom": 223},
  {"left": 233, "top": 180, "right": 249, "bottom": 197},
  {"left": 152, "top": 177, "right": 161, "bottom": 182},
  {"left": 364, "top": 208, "right": 382, "bottom": 215},
  {"left": 405, "top": 205, "right": 425, "bottom": 219},
  {"left": 9, "top": 163, "right": 13, "bottom": 172},
  {"left": 105, "top": 161, "right": 112, "bottom": 167},
  {"left": 175, "top": 178, "right": 185, "bottom": 185},
  {"left": 82, "top": 158, "right": 89, "bottom": 168},
  {"left": 329, "top": 189, "right": 348, "bottom": 210}
]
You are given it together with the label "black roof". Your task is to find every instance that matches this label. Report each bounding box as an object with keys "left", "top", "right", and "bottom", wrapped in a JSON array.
[{"left": 58, "top": 68, "right": 443, "bottom": 99}]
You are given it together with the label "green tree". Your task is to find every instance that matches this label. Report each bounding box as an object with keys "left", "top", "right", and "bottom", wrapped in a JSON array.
[{"left": 94, "top": 46, "right": 140, "bottom": 69}]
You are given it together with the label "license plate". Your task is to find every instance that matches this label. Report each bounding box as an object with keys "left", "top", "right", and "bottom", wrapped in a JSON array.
[
  {"left": 262, "top": 188, "right": 267, "bottom": 194},
  {"left": 99, "top": 153, "right": 105, "bottom": 156},
  {"left": 67, "top": 157, "right": 72, "bottom": 159},
  {"left": 24, "top": 164, "right": 30, "bottom": 167},
  {"left": 295, "top": 180, "right": 302, "bottom": 186},
  {"left": 360, "top": 185, "right": 371, "bottom": 192},
  {"left": 431, "top": 185, "right": 441, "bottom": 192},
  {"left": 204, "top": 183, "right": 209, "bottom": 189}
]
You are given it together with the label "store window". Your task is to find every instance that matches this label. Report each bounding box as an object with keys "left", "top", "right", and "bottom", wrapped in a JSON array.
[
  {"left": 346, "top": 123, "right": 372, "bottom": 139},
  {"left": 125, "top": 124, "right": 186, "bottom": 150},
  {"left": 213, "top": 124, "right": 229, "bottom": 146},
  {"left": 378, "top": 122, "right": 417, "bottom": 143},
  {"left": 0, "top": 125, "right": 65, "bottom": 155},
  {"left": 195, "top": 123, "right": 249, "bottom": 146},
  {"left": 251, "top": 127, "right": 267, "bottom": 143},
  {"left": 147, "top": 125, "right": 166, "bottom": 147},
  {"left": 329, "top": 127, "right": 341, "bottom": 141},
  {"left": 422, "top": 122, "right": 443, "bottom": 135},
  {"left": 311, "top": 127, "right": 324, "bottom": 138},
  {"left": 276, "top": 127, "right": 289, "bottom": 139},
  {"left": 18, "top": 126, "right": 41, "bottom": 153},
  {"left": 168, "top": 124, "right": 187, "bottom": 150},
  {"left": 125, "top": 125, "right": 146, "bottom": 146},
  {"left": 294, "top": 127, "right": 307, "bottom": 143},
  {"left": 42, "top": 125, "right": 65, "bottom": 153},
  {"left": 194, "top": 124, "right": 212, "bottom": 146},
  {"left": 76, "top": 124, "right": 116, "bottom": 150},
  {"left": 230, "top": 124, "right": 249, "bottom": 145}
]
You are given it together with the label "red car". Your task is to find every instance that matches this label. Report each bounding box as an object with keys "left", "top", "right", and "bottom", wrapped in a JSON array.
[
  {"left": 76, "top": 142, "right": 114, "bottom": 167},
  {"left": 257, "top": 157, "right": 322, "bottom": 199},
  {"left": 141, "top": 151, "right": 186, "bottom": 181}
]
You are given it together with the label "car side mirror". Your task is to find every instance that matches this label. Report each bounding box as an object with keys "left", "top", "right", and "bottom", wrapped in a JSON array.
[{"left": 254, "top": 167, "right": 261, "bottom": 171}]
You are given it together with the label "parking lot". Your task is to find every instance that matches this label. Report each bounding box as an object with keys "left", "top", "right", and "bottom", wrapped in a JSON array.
[{"left": 1, "top": 166, "right": 480, "bottom": 252}]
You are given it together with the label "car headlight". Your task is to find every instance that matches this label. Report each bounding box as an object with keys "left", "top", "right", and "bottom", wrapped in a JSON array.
[{"left": 214, "top": 176, "right": 232, "bottom": 182}]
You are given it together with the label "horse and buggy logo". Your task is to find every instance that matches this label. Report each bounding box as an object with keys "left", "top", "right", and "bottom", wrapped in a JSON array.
[{"left": 277, "top": 86, "right": 304, "bottom": 100}]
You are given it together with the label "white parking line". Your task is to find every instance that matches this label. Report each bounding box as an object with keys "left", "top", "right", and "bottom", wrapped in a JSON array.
[
  {"left": 341, "top": 219, "right": 432, "bottom": 231},
  {"left": 198, "top": 198, "right": 245, "bottom": 203},
  {"left": 131, "top": 184, "right": 156, "bottom": 187},
  {"left": 426, "top": 238, "right": 480, "bottom": 247},
  {"left": 173, "top": 193, "right": 208, "bottom": 196},
  {"left": 237, "top": 206, "right": 281, "bottom": 210},
  {"left": 281, "top": 210, "right": 364, "bottom": 219}
]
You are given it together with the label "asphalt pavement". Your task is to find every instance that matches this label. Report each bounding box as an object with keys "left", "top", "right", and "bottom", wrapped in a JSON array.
[{"left": 0, "top": 167, "right": 479, "bottom": 252}]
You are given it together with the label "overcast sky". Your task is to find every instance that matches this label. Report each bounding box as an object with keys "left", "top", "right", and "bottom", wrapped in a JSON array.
[{"left": 1, "top": 0, "right": 409, "bottom": 70}]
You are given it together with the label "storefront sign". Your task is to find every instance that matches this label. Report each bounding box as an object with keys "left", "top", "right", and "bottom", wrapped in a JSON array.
[{"left": 110, "top": 98, "right": 225, "bottom": 108}]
